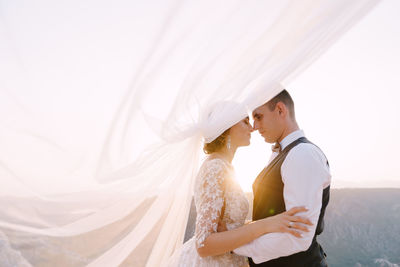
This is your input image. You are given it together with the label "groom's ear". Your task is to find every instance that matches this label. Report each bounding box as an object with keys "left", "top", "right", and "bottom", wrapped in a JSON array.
[{"left": 276, "top": 102, "right": 288, "bottom": 117}]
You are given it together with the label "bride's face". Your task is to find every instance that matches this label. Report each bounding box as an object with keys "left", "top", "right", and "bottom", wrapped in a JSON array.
[{"left": 229, "top": 117, "right": 253, "bottom": 147}]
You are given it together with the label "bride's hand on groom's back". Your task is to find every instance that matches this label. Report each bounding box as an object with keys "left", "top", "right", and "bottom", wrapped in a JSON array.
[{"left": 262, "top": 206, "right": 313, "bottom": 238}]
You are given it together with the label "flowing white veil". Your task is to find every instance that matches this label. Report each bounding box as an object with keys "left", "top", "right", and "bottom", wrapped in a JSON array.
[{"left": 0, "top": 0, "right": 379, "bottom": 266}]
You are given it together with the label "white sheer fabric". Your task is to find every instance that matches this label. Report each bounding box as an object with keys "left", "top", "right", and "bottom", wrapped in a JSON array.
[{"left": 0, "top": 0, "right": 379, "bottom": 266}]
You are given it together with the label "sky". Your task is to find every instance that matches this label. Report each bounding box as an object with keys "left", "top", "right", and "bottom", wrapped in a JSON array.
[
  {"left": 233, "top": 0, "right": 400, "bottom": 191},
  {"left": 0, "top": 0, "right": 399, "bottom": 194}
]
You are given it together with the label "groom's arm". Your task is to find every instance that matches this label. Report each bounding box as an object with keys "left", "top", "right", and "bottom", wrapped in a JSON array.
[{"left": 233, "top": 144, "right": 331, "bottom": 264}]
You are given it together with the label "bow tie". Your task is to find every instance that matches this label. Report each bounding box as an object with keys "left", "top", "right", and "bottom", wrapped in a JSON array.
[{"left": 271, "top": 142, "right": 281, "bottom": 153}]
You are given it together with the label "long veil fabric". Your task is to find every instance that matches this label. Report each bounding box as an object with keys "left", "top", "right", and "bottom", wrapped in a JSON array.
[{"left": 0, "top": 0, "right": 379, "bottom": 266}]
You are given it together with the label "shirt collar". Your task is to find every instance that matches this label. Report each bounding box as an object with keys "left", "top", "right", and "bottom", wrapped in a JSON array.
[{"left": 280, "top": 129, "right": 305, "bottom": 150}]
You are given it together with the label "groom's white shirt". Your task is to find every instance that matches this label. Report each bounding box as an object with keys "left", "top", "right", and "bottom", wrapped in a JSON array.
[{"left": 233, "top": 130, "right": 331, "bottom": 264}]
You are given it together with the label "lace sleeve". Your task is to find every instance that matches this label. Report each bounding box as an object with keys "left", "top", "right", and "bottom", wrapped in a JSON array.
[{"left": 194, "top": 159, "right": 226, "bottom": 249}]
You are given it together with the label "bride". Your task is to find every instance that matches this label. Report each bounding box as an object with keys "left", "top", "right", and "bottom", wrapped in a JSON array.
[{"left": 168, "top": 103, "right": 312, "bottom": 267}]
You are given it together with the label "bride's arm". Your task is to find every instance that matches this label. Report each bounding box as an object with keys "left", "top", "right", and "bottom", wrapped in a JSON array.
[
  {"left": 197, "top": 206, "right": 311, "bottom": 258},
  {"left": 194, "top": 159, "right": 311, "bottom": 258}
]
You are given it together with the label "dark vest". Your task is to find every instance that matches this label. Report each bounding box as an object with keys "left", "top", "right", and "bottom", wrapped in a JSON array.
[{"left": 250, "top": 137, "right": 330, "bottom": 267}]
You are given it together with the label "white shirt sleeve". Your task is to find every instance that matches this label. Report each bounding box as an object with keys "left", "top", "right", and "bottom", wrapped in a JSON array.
[{"left": 233, "top": 143, "right": 331, "bottom": 264}]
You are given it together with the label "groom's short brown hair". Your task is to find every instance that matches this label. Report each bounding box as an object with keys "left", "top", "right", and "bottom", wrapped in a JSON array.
[{"left": 265, "top": 89, "right": 295, "bottom": 119}]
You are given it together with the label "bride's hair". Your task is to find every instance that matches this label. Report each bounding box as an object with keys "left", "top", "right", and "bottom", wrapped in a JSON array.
[{"left": 203, "top": 128, "right": 230, "bottom": 154}]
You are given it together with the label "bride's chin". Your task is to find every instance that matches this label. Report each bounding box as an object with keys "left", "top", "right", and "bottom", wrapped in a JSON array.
[
  {"left": 243, "top": 140, "right": 251, "bottom": 146},
  {"left": 238, "top": 138, "right": 251, "bottom": 147}
]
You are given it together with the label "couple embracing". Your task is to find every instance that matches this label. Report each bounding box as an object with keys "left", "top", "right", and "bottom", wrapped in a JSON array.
[{"left": 168, "top": 89, "right": 331, "bottom": 267}]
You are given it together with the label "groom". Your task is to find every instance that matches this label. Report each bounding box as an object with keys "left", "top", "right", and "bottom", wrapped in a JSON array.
[{"left": 234, "top": 89, "right": 331, "bottom": 266}]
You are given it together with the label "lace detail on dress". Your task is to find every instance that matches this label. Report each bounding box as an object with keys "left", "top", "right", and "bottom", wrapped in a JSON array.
[
  {"left": 194, "top": 159, "right": 226, "bottom": 248},
  {"left": 168, "top": 157, "right": 249, "bottom": 266}
]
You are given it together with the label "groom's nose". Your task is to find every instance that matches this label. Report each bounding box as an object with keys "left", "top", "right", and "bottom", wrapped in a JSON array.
[{"left": 253, "top": 121, "right": 259, "bottom": 131}]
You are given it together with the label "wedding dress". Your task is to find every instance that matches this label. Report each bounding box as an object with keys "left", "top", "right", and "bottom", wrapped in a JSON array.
[{"left": 168, "top": 157, "right": 249, "bottom": 267}]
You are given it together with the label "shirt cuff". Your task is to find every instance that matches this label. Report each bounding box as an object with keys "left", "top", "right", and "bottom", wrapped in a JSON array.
[{"left": 233, "top": 243, "right": 252, "bottom": 258}]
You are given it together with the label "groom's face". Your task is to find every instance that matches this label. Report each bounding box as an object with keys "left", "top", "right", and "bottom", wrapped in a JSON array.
[{"left": 252, "top": 104, "right": 283, "bottom": 144}]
